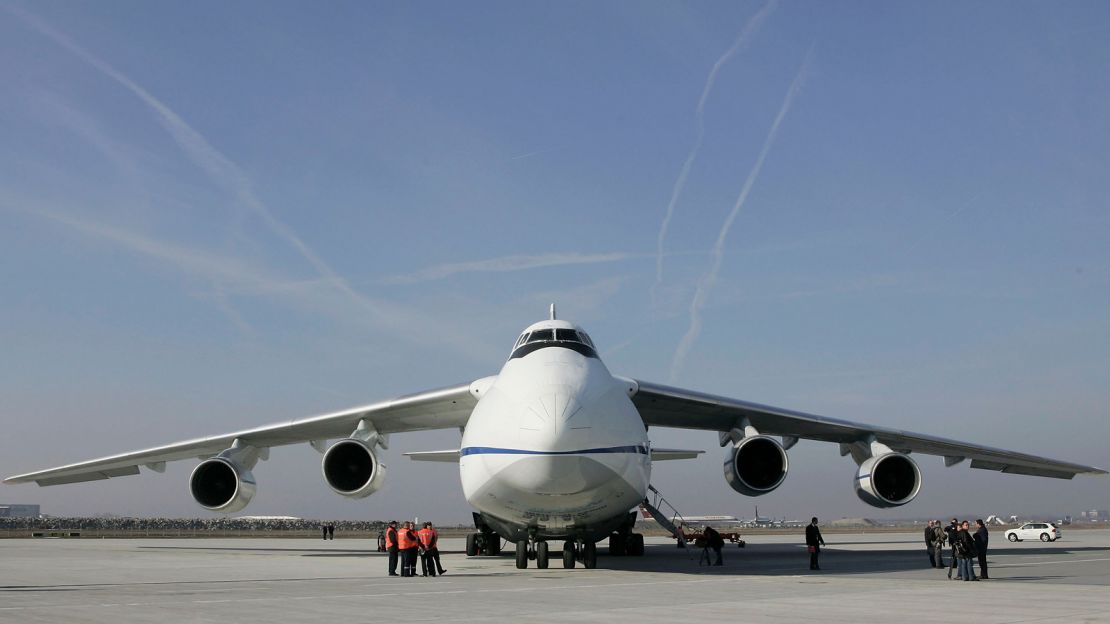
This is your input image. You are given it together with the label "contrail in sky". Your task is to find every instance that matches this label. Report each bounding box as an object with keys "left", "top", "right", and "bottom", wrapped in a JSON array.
[
  {"left": 652, "top": 0, "right": 779, "bottom": 308},
  {"left": 669, "top": 47, "right": 814, "bottom": 382},
  {"left": 386, "top": 251, "right": 638, "bottom": 284},
  {"left": 8, "top": 7, "right": 433, "bottom": 341}
]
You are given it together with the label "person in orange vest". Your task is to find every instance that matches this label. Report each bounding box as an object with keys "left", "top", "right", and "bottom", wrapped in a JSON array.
[
  {"left": 397, "top": 521, "right": 420, "bottom": 577},
  {"left": 417, "top": 521, "right": 446, "bottom": 577},
  {"left": 384, "top": 520, "right": 399, "bottom": 576}
]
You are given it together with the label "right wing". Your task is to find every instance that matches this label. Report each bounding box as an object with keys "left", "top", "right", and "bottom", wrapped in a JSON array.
[
  {"left": 4, "top": 382, "right": 479, "bottom": 487},
  {"left": 631, "top": 379, "right": 1106, "bottom": 479}
]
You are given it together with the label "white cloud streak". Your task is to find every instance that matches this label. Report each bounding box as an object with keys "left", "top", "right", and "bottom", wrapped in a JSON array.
[
  {"left": 6, "top": 8, "right": 494, "bottom": 356},
  {"left": 652, "top": 0, "right": 779, "bottom": 307},
  {"left": 4, "top": 201, "right": 500, "bottom": 362},
  {"left": 385, "top": 252, "right": 638, "bottom": 284},
  {"left": 669, "top": 47, "right": 814, "bottom": 382}
]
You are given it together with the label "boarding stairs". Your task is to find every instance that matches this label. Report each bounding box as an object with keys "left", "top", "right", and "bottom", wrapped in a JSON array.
[{"left": 641, "top": 484, "right": 688, "bottom": 547}]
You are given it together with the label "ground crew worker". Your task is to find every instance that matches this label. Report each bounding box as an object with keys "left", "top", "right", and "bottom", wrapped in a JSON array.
[
  {"left": 384, "top": 520, "right": 399, "bottom": 576},
  {"left": 417, "top": 521, "right": 446, "bottom": 577},
  {"left": 398, "top": 521, "right": 420, "bottom": 577}
]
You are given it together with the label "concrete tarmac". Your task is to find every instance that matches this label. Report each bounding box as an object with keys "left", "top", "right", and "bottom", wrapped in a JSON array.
[{"left": 3, "top": 530, "right": 1110, "bottom": 623}]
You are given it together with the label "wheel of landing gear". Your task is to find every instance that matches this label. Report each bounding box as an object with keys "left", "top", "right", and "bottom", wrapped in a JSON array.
[
  {"left": 466, "top": 533, "right": 478, "bottom": 556},
  {"left": 583, "top": 541, "right": 597, "bottom": 569},
  {"left": 489, "top": 537, "right": 502, "bottom": 555},
  {"left": 536, "top": 541, "right": 549, "bottom": 569},
  {"left": 515, "top": 540, "right": 528, "bottom": 569},
  {"left": 630, "top": 533, "right": 645, "bottom": 556},
  {"left": 562, "top": 541, "right": 576, "bottom": 568},
  {"left": 609, "top": 533, "right": 626, "bottom": 556}
]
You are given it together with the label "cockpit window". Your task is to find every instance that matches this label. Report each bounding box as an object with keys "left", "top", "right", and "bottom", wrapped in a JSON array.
[
  {"left": 526, "top": 329, "right": 554, "bottom": 343},
  {"left": 554, "top": 328, "right": 580, "bottom": 342},
  {"left": 509, "top": 327, "right": 598, "bottom": 360}
]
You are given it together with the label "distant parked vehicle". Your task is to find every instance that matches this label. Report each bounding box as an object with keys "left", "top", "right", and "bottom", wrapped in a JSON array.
[{"left": 1005, "top": 522, "right": 1061, "bottom": 542}]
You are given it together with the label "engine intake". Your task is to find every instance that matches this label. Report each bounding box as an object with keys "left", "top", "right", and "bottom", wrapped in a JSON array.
[
  {"left": 723, "top": 435, "right": 789, "bottom": 496},
  {"left": 322, "top": 438, "right": 386, "bottom": 498},
  {"left": 189, "top": 457, "right": 256, "bottom": 513},
  {"left": 854, "top": 453, "right": 921, "bottom": 508}
]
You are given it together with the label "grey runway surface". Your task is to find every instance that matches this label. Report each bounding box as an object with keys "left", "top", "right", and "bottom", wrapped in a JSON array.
[{"left": 3, "top": 530, "right": 1110, "bottom": 623}]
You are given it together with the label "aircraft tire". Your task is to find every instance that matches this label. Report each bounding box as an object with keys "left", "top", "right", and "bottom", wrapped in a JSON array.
[
  {"left": 630, "top": 533, "right": 645, "bottom": 556},
  {"left": 562, "top": 541, "right": 575, "bottom": 568},
  {"left": 583, "top": 541, "right": 597, "bottom": 569},
  {"left": 466, "top": 533, "right": 478, "bottom": 556},
  {"left": 609, "top": 534, "right": 626, "bottom": 556},
  {"left": 536, "top": 541, "right": 549, "bottom": 569},
  {"left": 515, "top": 540, "right": 528, "bottom": 569}
]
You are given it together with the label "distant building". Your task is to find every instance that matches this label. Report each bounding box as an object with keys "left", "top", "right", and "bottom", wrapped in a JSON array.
[
  {"left": 0, "top": 504, "right": 40, "bottom": 518},
  {"left": 1081, "top": 510, "right": 1109, "bottom": 522}
]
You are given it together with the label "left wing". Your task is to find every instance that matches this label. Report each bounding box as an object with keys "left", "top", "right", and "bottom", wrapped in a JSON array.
[
  {"left": 630, "top": 379, "right": 1106, "bottom": 479},
  {"left": 4, "top": 382, "right": 479, "bottom": 486}
]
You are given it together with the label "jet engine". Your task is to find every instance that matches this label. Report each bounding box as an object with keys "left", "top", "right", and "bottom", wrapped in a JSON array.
[
  {"left": 854, "top": 452, "right": 921, "bottom": 508},
  {"left": 189, "top": 457, "right": 257, "bottom": 513},
  {"left": 322, "top": 438, "right": 386, "bottom": 498},
  {"left": 723, "top": 435, "right": 789, "bottom": 496}
]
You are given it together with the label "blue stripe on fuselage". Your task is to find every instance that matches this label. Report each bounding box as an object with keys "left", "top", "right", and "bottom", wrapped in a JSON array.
[{"left": 460, "top": 445, "right": 648, "bottom": 457}]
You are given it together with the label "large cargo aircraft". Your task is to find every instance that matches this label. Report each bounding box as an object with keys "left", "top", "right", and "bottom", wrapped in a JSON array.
[{"left": 5, "top": 308, "right": 1105, "bottom": 569}]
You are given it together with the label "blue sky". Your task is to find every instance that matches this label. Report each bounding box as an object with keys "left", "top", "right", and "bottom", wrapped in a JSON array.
[{"left": 1, "top": 1, "right": 1108, "bottom": 522}]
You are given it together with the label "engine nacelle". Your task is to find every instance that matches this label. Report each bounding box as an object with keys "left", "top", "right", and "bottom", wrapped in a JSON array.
[
  {"left": 189, "top": 457, "right": 257, "bottom": 513},
  {"left": 322, "top": 438, "right": 387, "bottom": 498},
  {"left": 723, "top": 435, "right": 789, "bottom": 496},
  {"left": 854, "top": 452, "right": 922, "bottom": 508}
]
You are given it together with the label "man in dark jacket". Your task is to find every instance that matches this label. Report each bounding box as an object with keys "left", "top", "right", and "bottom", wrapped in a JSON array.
[
  {"left": 974, "top": 519, "right": 989, "bottom": 579},
  {"left": 703, "top": 526, "right": 724, "bottom": 566},
  {"left": 944, "top": 518, "right": 959, "bottom": 579},
  {"left": 806, "top": 517, "right": 826, "bottom": 570},
  {"left": 924, "top": 521, "right": 937, "bottom": 567},
  {"left": 955, "top": 520, "right": 979, "bottom": 581}
]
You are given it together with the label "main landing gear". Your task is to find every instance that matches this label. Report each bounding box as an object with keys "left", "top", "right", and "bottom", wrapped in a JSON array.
[
  {"left": 607, "top": 532, "right": 645, "bottom": 557},
  {"left": 558, "top": 539, "right": 597, "bottom": 569},
  {"left": 514, "top": 538, "right": 551, "bottom": 569},
  {"left": 514, "top": 538, "right": 598, "bottom": 569},
  {"left": 465, "top": 530, "right": 502, "bottom": 556}
]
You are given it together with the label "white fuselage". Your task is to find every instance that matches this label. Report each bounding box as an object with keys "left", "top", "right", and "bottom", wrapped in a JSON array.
[{"left": 459, "top": 322, "right": 650, "bottom": 537}]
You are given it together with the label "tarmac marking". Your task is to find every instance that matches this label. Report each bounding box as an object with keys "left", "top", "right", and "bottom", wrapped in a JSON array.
[{"left": 996, "top": 557, "right": 1110, "bottom": 568}]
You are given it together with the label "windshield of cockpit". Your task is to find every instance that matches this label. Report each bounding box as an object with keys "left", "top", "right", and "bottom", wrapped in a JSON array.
[{"left": 510, "top": 328, "right": 597, "bottom": 359}]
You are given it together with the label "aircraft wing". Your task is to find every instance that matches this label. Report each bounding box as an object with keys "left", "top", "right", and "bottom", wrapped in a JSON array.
[
  {"left": 630, "top": 379, "right": 1107, "bottom": 479},
  {"left": 4, "top": 383, "right": 478, "bottom": 487}
]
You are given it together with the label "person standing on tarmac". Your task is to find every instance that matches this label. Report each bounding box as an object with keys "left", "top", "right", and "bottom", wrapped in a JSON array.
[
  {"left": 944, "top": 518, "right": 960, "bottom": 579},
  {"left": 932, "top": 519, "right": 947, "bottom": 569},
  {"left": 955, "top": 521, "right": 979, "bottom": 581},
  {"left": 806, "top": 517, "right": 826, "bottom": 570},
  {"left": 385, "top": 520, "right": 400, "bottom": 576},
  {"left": 417, "top": 521, "right": 446, "bottom": 577},
  {"left": 924, "top": 520, "right": 937, "bottom": 567},
  {"left": 703, "top": 525, "right": 725, "bottom": 566},
  {"left": 398, "top": 521, "right": 420, "bottom": 577},
  {"left": 973, "top": 519, "right": 990, "bottom": 579}
]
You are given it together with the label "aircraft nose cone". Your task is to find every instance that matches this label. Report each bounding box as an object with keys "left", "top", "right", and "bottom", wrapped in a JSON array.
[
  {"left": 518, "top": 389, "right": 588, "bottom": 440},
  {"left": 500, "top": 455, "right": 616, "bottom": 495}
]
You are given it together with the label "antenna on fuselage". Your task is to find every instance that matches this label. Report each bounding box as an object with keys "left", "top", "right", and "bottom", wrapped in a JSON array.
[{"left": 549, "top": 303, "right": 556, "bottom": 320}]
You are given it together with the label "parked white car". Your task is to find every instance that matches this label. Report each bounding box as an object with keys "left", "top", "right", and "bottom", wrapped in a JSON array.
[{"left": 1005, "top": 522, "right": 1061, "bottom": 542}]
